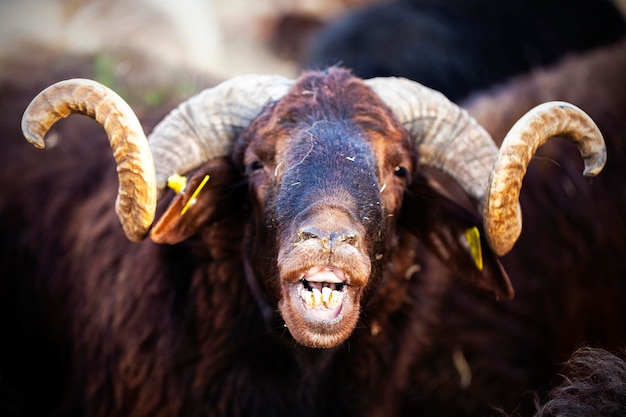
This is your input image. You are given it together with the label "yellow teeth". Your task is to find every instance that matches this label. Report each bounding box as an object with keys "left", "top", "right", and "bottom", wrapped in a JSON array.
[
  {"left": 305, "top": 291, "right": 315, "bottom": 307},
  {"left": 322, "top": 287, "right": 331, "bottom": 305},
  {"left": 301, "top": 287, "right": 343, "bottom": 308},
  {"left": 313, "top": 288, "right": 322, "bottom": 306}
]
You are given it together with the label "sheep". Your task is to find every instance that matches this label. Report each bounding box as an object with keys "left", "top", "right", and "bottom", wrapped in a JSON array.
[
  {"left": 0, "top": 45, "right": 623, "bottom": 416},
  {"left": 302, "top": 0, "right": 626, "bottom": 102},
  {"left": 533, "top": 347, "right": 626, "bottom": 417}
]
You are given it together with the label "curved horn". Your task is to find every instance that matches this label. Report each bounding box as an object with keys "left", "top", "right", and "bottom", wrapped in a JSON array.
[
  {"left": 483, "top": 101, "right": 606, "bottom": 256},
  {"left": 21, "top": 79, "right": 156, "bottom": 242},
  {"left": 148, "top": 74, "right": 293, "bottom": 193},
  {"left": 365, "top": 77, "right": 498, "bottom": 204}
]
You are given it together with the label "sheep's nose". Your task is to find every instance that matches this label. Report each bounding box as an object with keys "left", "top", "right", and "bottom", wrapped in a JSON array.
[{"left": 298, "top": 226, "right": 359, "bottom": 252}]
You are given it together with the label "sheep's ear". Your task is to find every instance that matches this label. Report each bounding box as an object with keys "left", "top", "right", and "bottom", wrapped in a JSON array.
[
  {"left": 150, "top": 158, "right": 243, "bottom": 244},
  {"left": 401, "top": 175, "right": 514, "bottom": 300}
]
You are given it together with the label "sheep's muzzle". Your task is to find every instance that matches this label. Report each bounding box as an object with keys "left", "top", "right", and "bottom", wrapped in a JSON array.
[{"left": 277, "top": 206, "right": 372, "bottom": 348}]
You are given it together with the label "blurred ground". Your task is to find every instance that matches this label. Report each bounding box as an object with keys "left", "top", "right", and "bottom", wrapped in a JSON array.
[
  {"left": 0, "top": 0, "right": 370, "bottom": 79},
  {"left": 0, "top": 0, "right": 378, "bottom": 109}
]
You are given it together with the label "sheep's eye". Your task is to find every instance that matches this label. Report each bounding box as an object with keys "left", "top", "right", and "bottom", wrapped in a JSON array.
[
  {"left": 394, "top": 165, "right": 410, "bottom": 179},
  {"left": 246, "top": 160, "right": 264, "bottom": 174}
]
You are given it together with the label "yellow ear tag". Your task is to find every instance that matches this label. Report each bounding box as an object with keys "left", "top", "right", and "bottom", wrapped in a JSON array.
[
  {"left": 167, "top": 173, "right": 187, "bottom": 194},
  {"left": 180, "top": 175, "right": 210, "bottom": 215},
  {"left": 464, "top": 226, "right": 483, "bottom": 271}
]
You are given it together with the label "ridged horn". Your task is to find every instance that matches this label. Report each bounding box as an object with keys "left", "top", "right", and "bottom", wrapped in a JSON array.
[
  {"left": 21, "top": 78, "right": 156, "bottom": 242},
  {"left": 148, "top": 74, "right": 293, "bottom": 194},
  {"left": 365, "top": 77, "right": 498, "bottom": 205},
  {"left": 483, "top": 101, "right": 606, "bottom": 256}
]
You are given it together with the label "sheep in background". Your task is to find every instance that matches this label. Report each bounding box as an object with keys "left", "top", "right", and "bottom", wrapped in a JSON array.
[
  {"left": 533, "top": 347, "right": 626, "bottom": 417},
  {"left": 302, "top": 0, "right": 626, "bottom": 102},
  {"left": 463, "top": 38, "right": 626, "bottom": 417}
]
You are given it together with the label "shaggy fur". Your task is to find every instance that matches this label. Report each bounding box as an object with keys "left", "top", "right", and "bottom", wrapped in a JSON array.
[
  {"left": 303, "top": 0, "right": 626, "bottom": 102},
  {"left": 533, "top": 347, "right": 626, "bottom": 417},
  {"left": 1, "top": 42, "right": 626, "bottom": 417}
]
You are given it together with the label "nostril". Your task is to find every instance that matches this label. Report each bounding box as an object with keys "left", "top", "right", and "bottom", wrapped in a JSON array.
[
  {"left": 340, "top": 233, "right": 358, "bottom": 247},
  {"left": 298, "top": 227, "right": 320, "bottom": 242}
]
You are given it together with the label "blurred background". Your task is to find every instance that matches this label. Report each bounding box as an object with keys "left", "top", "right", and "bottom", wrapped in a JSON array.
[
  {"left": 0, "top": 0, "right": 363, "bottom": 110},
  {"left": 0, "top": 0, "right": 625, "bottom": 111}
]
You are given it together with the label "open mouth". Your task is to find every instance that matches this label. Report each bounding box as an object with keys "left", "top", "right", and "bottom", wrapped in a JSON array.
[
  {"left": 298, "top": 266, "right": 347, "bottom": 320},
  {"left": 279, "top": 263, "right": 365, "bottom": 347}
]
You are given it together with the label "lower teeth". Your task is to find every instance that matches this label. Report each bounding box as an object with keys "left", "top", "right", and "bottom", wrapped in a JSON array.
[{"left": 301, "top": 287, "right": 343, "bottom": 308}]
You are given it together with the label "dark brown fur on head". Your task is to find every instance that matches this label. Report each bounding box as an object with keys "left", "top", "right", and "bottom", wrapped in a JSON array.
[{"left": 233, "top": 68, "right": 415, "bottom": 347}]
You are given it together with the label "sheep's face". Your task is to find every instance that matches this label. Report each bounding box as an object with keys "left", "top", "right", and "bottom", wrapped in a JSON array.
[{"left": 237, "top": 72, "right": 413, "bottom": 348}]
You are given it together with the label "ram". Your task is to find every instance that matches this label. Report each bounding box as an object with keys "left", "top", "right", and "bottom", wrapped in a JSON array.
[
  {"left": 0, "top": 44, "right": 624, "bottom": 416},
  {"left": 303, "top": 0, "right": 626, "bottom": 102}
]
